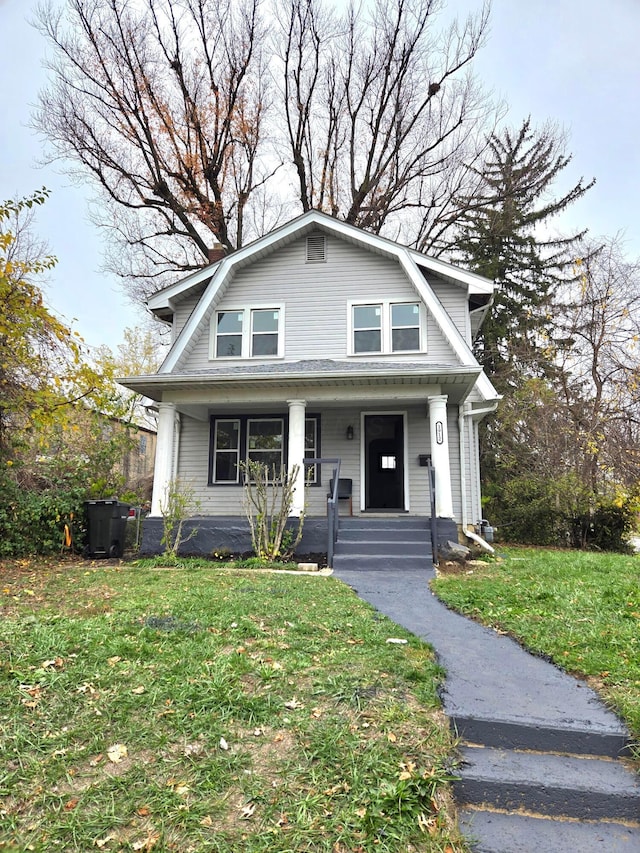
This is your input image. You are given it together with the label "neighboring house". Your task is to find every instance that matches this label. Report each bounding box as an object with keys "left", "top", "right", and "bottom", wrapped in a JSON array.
[
  {"left": 119, "top": 422, "right": 157, "bottom": 500},
  {"left": 120, "top": 210, "right": 500, "bottom": 555}
]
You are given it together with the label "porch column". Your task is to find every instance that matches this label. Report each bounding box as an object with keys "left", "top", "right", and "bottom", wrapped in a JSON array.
[
  {"left": 428, "top": 395, "right": 454, "bottom": 518},
  {"left": 287, "top": 398, "right": 307, "bottom": 517},
  {"left": 150, "top": 402, "right": 177, "bottom": 517}
]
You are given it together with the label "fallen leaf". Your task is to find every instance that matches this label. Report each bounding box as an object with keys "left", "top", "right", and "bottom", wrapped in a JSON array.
[
  {"left": 240, "top": 802, "right": 256, "bottom": 819},
  {"left": 136, "top": 806, "right": 151, "bottom": 817},
  {"left": 132, "top": 835, "right": 160, "bottom": 851},
  {"left": 89, "top": 754, "right": 104, "bottom": 767},
  {"left": 284, "top": 698, "right": 304, "bottom": 710},
  {"left": 107, "top": 656, "right": 121, "bottom": 666},
  {"left": 200, "top": 815, "right": 213, "bottom": 827},
  {"left": 387, "top": 732, "right": 397, "bottom": 743},
  {"left": 107, "top": 743, "right": 128, "bottom": 763},
  {"left": 131, "top": 685, "right": 146, "bottom": 695},
  {"left": 355, "top": 807, "right": 367, "bottom": 818},
  {"left": 64, "top": 798, "right": 79, "bottom": 811},
  {"left": 94, "top": 834, "right": 116, "bottom": 848}
]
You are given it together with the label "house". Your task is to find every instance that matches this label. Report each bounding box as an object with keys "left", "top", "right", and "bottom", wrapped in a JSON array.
[{"left": 120, "top": 210, "right": 500, "bottom": 557}]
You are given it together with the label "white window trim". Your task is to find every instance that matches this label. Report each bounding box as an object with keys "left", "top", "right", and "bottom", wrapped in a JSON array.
[
  {"left": 347, "top": 299, "right": 426, "bottom": 356},
  {"left": 211, "top": 303, "right": 285, "bottom": 360},
  {"left": 213, "top": 418, "right": 241, "bottom": 483}
]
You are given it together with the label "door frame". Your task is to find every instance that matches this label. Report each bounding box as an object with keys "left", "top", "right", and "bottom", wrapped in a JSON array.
[{"left": 359, "top": 410, "right": 409, "bottom": 512}]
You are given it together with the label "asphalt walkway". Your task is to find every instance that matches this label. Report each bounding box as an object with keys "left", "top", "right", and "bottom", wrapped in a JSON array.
[{"left": 331, "top": 563, "right": 640, "bottom": 852}]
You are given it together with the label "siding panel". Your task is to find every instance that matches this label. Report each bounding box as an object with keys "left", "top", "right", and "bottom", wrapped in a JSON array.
[{"left": 181, "top": 235, "right": 460, "bottom": 371}]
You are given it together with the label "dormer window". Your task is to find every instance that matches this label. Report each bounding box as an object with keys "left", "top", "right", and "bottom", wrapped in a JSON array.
[
  {"left": 213, "top": 305, "right": 284, "bottom": 359},
  {"left": 306, "top": 233, "right": 326, "bottom": 263}
]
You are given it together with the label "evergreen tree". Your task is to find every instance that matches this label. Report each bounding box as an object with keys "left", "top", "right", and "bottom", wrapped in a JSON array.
[{"left": 454, "top": 118, "right": 593, "bottom": 389}]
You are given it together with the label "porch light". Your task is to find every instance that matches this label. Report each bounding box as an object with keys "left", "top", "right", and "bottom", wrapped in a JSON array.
[{"left": 346, "top": 425, "right": 354, "bottom": 440}]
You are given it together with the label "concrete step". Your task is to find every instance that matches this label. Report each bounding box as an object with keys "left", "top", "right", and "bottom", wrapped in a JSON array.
[
  {"left": 338, "top": 527, "right": 430, "bottom": 543},
  {"left": 336, "top": 540, "right": 428, "bottom": 556},
  {"left": 451, "top": 714, "right": 632, "bottom": 758},
  {"left": 332, "top": 554, "right": 432, "bottom": 571},
  {"left": 454, "top": 745, "right": 640, "bottom": 822},
  {"left": 458, "top": 808, "right": 640, "bottom": 853},
  {"left": 339, "top": 517, "right": 428, "bottom": 531}
]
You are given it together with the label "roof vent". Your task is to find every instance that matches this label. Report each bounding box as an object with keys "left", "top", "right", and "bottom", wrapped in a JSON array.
[{"left": 306, "top": 233, "right": 326, "bottom": 263}]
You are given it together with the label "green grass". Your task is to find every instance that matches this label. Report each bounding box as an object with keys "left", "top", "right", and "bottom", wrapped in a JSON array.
[
  {"left": 0, "top": 559, "right": 466, "bottom": 852},
  {"left": 431, "top": 547, "right": 640, "bottom": 746}
]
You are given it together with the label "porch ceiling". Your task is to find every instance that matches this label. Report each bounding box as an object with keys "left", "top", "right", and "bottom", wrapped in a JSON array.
[{"left": 120, "top": 359, "right": 482, "bottom": 420}]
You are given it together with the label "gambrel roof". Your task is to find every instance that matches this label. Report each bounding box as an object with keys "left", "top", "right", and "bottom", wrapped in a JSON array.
[{"left": 147, "top": 210, "right": 494, "bottom": 377}]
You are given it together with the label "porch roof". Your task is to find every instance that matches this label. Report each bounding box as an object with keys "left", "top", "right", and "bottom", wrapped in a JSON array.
[{"left": 119, "top": 358, "right": 484, "bottom": 415}]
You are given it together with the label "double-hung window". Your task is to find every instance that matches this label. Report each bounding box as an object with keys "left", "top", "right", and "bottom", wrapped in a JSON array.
[
  {"left": 209, "top": 415, "right": 321, "bottom": 485},
  {"left": 213, "top": 419, "right": 241, "bottom": 482},
  {"left": 247, "top": 418, "right": 284, "bottom": 474},
  {"left": 350, "top": 301, "right": 423, "bottom": 354},
  {"left": 213, "top": 306, "right": 283, "bottom": 359}
]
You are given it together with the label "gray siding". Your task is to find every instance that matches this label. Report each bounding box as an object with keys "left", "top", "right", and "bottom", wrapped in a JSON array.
[
  {"left": 180, "top": 234, "right": 459, "bottom": 372},
  {"left": 429, "top": 278, "right": 471, "bottom": 346},
  {"left": 175, "top": 402, "right": 464, "bottom": 520}
]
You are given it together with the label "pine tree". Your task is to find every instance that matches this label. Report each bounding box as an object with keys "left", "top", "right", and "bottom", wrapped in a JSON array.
[{"left": 454, "top": 118, "right": 593, "bottom": 389}]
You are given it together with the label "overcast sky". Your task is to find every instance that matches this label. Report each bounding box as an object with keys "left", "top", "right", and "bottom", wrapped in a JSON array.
[{"left": 1, "top": 0, "right": 638, "bottom": 353}]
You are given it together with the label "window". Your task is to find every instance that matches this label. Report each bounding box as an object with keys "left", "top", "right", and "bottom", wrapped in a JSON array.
[
  {"left": 305, "top": 417, "right": 318, "bottom": 483},
  {"left": 353, "top": 304, "right": 382, "bottom": 353},
  {"left": 247, "top": 418, "right": 284, "bottom": 474},
  {"left": 216, "top": 311, "right": 243, "bottom": 357},
  {"left": 213, "top": 419, "right": 241, "bottom": 482},
  {"left": 213, "top": 306, "right": 283, "bottom": 359},
  {"left": 209, "top": 415, "right": 321, "bottom": 485},
  {"left": 391, "top": 303, "right": 420, "bottom": 352},
  {"left": 139, "top": 434, "right": 147, "bottom": 455},
  {"left": 350, "top": 301, "right": 423, "bottom": 355},
  {"left": 251, "top": 309, "right": 279, "bottom": 356}
]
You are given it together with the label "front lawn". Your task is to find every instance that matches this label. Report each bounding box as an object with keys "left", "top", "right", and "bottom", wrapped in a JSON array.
[
  {"left": 0, "top": 559, "right": 466, "bottom": 852},
  {"left": 431, "top": 547, "right": 640, "bottom": 745}
]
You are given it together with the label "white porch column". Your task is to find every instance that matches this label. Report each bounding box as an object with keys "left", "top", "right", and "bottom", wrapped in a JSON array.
[
  {"left": 151, "top": 402, "right": 177, "bottom": 517},
  {"left": 287, "top": 398, "right": 307, "bottom": 517},
  {"left": 428, "top": 395, "right": 454, "bottom": 518}
]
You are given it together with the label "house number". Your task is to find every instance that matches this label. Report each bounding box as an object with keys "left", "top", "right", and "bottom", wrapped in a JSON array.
[{"left": 436, "top": 421, "right": 444, "bottom": 445}]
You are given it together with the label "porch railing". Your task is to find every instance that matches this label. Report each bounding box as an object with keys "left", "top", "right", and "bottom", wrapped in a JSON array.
[
  {"left": 303, "top": 457, "right": 341, "bottom": 567},
  {"left": 424, "top": 454, "right": 439, "bottom": 566}
]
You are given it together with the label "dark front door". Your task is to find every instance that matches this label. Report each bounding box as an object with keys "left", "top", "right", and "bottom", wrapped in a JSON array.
[{"left": 364, "top": 414, "right": 405, "bottom": 511}]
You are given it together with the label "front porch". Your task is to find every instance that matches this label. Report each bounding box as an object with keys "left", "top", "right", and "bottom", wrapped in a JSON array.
[{"left": 137, "top": 512, "right": 459, "bottom": 566}]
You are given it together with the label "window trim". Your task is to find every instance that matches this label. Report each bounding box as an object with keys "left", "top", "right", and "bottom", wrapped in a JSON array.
[
  {"left": 211, "top": 304, "right": 285, "bottom": 360},
  {"left": 208, "top": 414, "right": 321, "bottom": 485},
  {"left": 347, "top": 299, "right": 425, "bottom": 356}
]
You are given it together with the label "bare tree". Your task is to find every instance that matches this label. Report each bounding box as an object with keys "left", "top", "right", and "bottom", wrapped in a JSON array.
[
  {"left": 34, "top": 0, "right": 274, "bottom": 300},
  {"left": 554, "top": 236, "right": 640, "bottom": 489},
  {"left": 275, "top": 0, "right": 498, "bottom": 250},
  {"left": 34, "top": 0, "right": 500, "bottom": 301}
]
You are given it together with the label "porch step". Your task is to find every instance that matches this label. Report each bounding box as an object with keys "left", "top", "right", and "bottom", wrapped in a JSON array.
[
  {"left": 331, "top": 517, "right": 433, "bottom": 571},
  {"left": 454, "top": 745, "right": 640, "bottom": 822},
  {"left": 458, "top": 809, "right": 640, "bottom": 853}
]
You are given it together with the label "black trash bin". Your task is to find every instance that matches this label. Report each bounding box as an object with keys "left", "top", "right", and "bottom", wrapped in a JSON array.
[{"left": 84, "top": 500, "right": 130, "bottom": 558}]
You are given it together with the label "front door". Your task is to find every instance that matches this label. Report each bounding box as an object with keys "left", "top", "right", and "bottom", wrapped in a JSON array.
[{"left": 364, "top": 414, "right": 405, "bottom": 511}]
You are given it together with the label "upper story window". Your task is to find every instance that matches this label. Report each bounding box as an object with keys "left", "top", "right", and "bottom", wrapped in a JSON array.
[
  {"left": 213, "top": 305, "right": 283, "bottom": 359},
  {"left": 349, "top": 301, "right": 423, "bottom": 355}
]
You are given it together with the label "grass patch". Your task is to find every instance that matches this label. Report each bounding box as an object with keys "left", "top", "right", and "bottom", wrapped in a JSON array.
[
  {"left": 432, "top": 547, "right": 640, "bottom": 745},
  {"left": 0, "top": 558, "right": 466, "bottom": 852}
]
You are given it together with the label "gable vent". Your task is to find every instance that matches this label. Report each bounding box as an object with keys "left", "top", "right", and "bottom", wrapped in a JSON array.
[{"left": 306, "top": 233, "right": 326, "bottom": 263}]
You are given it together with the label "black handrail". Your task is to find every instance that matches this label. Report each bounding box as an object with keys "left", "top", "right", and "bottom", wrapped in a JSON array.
[
  {"left": 424, "top": 454, "right": 438, "bottom": 566},
  {"left": 303, "top": 457, "right": 341, "bottom": 567}
]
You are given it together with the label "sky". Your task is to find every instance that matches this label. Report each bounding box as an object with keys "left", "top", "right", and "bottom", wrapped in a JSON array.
[{"left": 1, "top": 0, "right": 639, "bottom": 353}]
